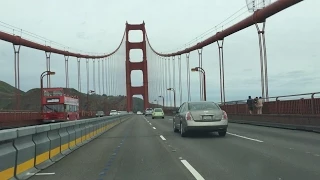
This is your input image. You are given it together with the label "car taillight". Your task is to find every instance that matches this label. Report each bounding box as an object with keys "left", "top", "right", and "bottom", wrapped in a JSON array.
[
  {"left": 222, "top": 110, "right": 228, "bottom": 120},
  {"left": 185, "top": 111, "right": 192, "bottom": 120}
]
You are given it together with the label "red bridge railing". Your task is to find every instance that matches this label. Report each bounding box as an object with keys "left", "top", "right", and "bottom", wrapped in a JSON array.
[{"left": 220, "top": 92, "right": 320, "bottom": 115}]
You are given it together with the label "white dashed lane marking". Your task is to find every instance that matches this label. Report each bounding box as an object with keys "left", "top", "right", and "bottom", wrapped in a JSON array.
[
  {"left": 227, "top": 132, "right": 263, "bottom": 143},
  {"left": 160, "top": 135, "right": 166, "bottom": 140}
]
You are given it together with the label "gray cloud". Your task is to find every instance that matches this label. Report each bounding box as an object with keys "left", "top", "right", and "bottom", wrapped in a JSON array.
[{"left": 0, "top": 0, "right": 319, "bottom": 105}]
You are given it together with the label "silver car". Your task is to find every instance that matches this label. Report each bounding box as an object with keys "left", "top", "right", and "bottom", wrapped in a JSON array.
[
  {"left": 173, "top": 101, "right": 228, "bottom": 137},
  {"left": 145, "top": 108, "right": 153, "bottom": 116}
]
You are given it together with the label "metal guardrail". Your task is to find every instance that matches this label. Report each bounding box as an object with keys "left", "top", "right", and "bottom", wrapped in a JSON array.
[{"left": 0, "top": 114, "right": 132, "bottom": 180}]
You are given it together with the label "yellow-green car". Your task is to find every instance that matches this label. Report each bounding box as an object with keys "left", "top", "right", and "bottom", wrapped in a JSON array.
[{"left": 152, "top": 108, "right": 165, "bottom": 119}]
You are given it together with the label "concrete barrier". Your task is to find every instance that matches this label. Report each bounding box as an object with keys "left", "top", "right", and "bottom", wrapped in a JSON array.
[
  {"left": 0, "top": 129, "right": 17, "bottom": 180},
  {"left": 48, "top": 123, "right": 64, "bottom": 162},
  {"left": 14, "top": 126, "right": 39, "bottom": 179},
  {"left": 85, "top": 122, "right": 91, "bottom": 142},
  {"left": 66, "top": 121, "right": 77, "bottom": 151},
  {"left": 0, "top": 114, "right": 131, "bottom": 179},
  {"left": 75, "top": 121, "right": 84, "bottom": 147},
  {"left": 59, "top": 123, "right": 71, "bottom": 155},
  {"left": 80, "top": 122, "right": 87, "bottom": 144},
  {"left": 33, "top": 125, "right": 53, "bottom": 170}
]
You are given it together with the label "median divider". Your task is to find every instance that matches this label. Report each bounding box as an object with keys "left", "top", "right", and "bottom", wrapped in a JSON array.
[
  {"left": 48, "top": 123, "right": 63, "bottom": 162},
  {"left": 0, "top": 129, "right": 17, "bottom": 180},
  {"left": 14, "top": 126, "right": 38, "bottom": 179},
  {"left": 66, "top": 122, "right": 77, "bottom": 151},
  {"left": 33, "top": 124, "right": 53, "bottom": 170},
  {"left": 59, "top": 122, "right": 72, "bottom": 155},
  {"left": 0, "top": 114, "right": 132, "bottom": 180}
]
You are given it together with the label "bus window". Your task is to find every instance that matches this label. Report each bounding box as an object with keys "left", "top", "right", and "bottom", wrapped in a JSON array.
[
  {"left": 53, "top": 90, "right": 63, "bottom": 96},
  {"left": 43, "top": 104, "right": 64, "bottom": 112},
  {"left": 43, "top": 90, "right": 63, "bottom": 97}
]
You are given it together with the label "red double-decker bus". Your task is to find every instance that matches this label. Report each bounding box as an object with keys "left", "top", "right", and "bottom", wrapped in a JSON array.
[{"left": 42, "top": 88, "right": 79, "bottom": 122}]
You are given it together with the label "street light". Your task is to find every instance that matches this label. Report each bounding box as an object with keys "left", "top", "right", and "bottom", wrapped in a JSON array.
[
  {"left": 87, "top": 90, "right": 95, "bottom": 111},
  {"left": 158, "top": 95, "right": 164, "bottom": 108},
  {"left": 40, "top": 71, "right": 56, "bottom": 112},
  {"left": 167, "top": 88, "right": 176, "bottom": 108},
  {"left": 153, "top": 99, "right": 158, "bottom": 107},
  {"left": 191, "top": 67, "right": 206, "bottom": 101}
]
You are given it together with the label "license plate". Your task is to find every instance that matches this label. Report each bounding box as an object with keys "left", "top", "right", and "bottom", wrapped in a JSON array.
[{"left": 203, "top": 116, "right": 212, "bottom": 120}]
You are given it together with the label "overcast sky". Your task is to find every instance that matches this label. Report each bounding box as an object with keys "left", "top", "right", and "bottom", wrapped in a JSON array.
[{"left": 0, "top": 0, "right": 319, "bottom": 106}]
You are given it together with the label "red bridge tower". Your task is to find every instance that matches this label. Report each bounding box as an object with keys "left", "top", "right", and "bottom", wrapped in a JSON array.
[{"left": 125, "top": 22, "right": 149, "bottom": 112}]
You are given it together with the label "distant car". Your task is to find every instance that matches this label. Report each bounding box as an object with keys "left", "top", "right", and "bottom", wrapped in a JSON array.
[
  {"left": 110, "top": 110, "right": 118, "bottom": 116},
  {"left": 137, "top": 111, "right": 143, "bottom": 115},
  {"left": 145, "top": 108, "right": 153, "bottom": 116},
  {"left": 96, "top": 111, "right": 105, "bottom": 117},
  {"left": 173, "top": 101, "right": 228, "bottom": 137},
  {"left": 152, "top": 108, "right": 164, "bottom": 119}
]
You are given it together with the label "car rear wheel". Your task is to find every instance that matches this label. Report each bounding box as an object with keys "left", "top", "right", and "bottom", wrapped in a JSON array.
[
  {"left": 162, "top": 117, "right": 164, "bottom": 119},
  {"left": 152, "top": 117, "right": 154, "bottom": 119},
  {"left": 173, "top": 121, "right": 178, "bottom": 132},
  {"left": 218, "top": 130, "right": 227, "bottom": 137},
  {"left": 180, "top": 123, "right": 186, "bottom": 137}
]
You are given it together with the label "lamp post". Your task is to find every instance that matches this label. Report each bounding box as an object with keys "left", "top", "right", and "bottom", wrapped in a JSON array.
[
  {"left": 158, "top": 95, "right": 164, "bottom": 108},
  {"left": 167, "top": 88, "right": 176, "bottom": 109},
  {"left": 191, "top": 67, "right": 206, "bottom": 101},
  {"left": 87, "top": 90, "right": 95, "bottom": 111},
  {"left": 40, "top": 71, "right": 56, "bottom": 112}
]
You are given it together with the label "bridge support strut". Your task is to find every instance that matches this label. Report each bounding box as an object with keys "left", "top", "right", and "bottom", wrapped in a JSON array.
[
  {"left": 77, "top": 58, "right": 81, "bottom": 92},
  {"left": 255, "top": 21, "right": 269, "bottom": 101},
  {"left": 217, "top": 39, "right": 225, "bottom": 105},
  {"left": 45, "top": 51, "right": 51, "bottom": 87},
  {"left": 64, "top": 55, "right": 69, "bottom": 88},
  {"left": 186, "top": 53, "right": 191, "bottom": 101},
  {"left": 197, "top": 49, "right": 203, "bottom": 101},
  {"left": 13, "top": 44, "right": 21, "bottom": 110}
]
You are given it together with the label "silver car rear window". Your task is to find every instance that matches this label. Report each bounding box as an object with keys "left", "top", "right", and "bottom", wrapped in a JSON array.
[{"left": 188, "top": 102, "right": 220, "bottom": 110}]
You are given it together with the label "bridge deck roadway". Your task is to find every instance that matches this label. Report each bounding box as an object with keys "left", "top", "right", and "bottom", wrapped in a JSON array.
[{"left": 30, "top": 115, "right": 320, "bottom": 180}]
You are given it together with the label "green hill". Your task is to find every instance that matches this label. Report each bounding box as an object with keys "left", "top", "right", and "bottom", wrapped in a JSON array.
[
  {"left": 0, "top": 81, "right": 25, "bottom": 110},
  {"left": 0, "top": 81, "right": 25, "bottom": 96},
  {"left": 0, "top": 80, "right": 145, "bottom": 112}
]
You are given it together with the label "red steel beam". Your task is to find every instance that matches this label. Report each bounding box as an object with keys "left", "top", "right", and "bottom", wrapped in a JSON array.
[
  {"left": 150, "top": 0, "right": 304, "bottom": 57},
  {"left": 0, "top": 31, "right": 126, "bottom": 59}
]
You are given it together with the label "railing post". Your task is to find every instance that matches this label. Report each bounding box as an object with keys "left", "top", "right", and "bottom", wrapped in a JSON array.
[
  {"left": 276, "top": 97, "right": 279, "bottom": 114},
  {"left": 311, "top": 93, "right": 315, "bottom": 115}
]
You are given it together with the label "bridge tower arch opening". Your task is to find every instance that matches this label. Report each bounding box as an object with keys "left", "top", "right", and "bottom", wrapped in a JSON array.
[
  {"left": 132, "top": 94, "right": 144, "bottom": 112},
  {"left": 125, "top": 22, "right": 149, "bottom": 112}
]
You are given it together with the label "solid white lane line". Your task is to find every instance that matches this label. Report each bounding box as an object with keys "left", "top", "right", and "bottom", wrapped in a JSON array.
[
  {"left": 227, "top": 132, "right": 263, "bottom": 143},
  {"left": 181, "top": 160, "right": 205, "bottom": 180},
  {"left": 35, "top": 173, "right": 55, "bottom": 176},
  {"left": 153, "top": 127, "right": 156, "bottom": 129},
  {"left": 160, "top": 135, "right": 166, "bottom": 140}
]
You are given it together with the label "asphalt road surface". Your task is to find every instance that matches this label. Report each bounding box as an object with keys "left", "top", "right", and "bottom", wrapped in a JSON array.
[{"left": 30, "top": 115, "right": 320, "bottom": 180}]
